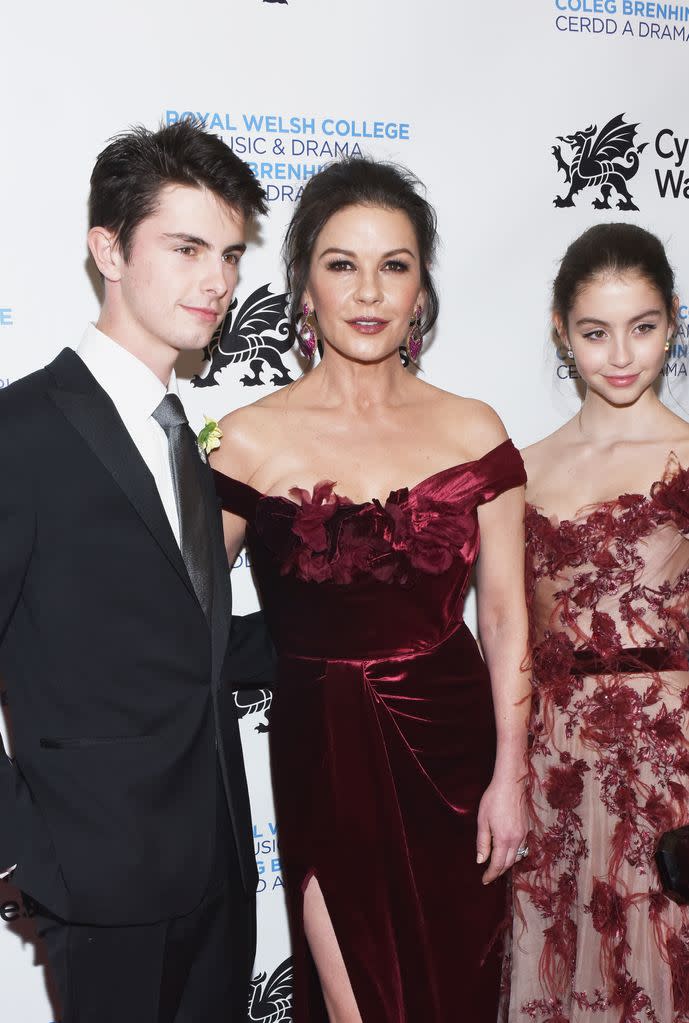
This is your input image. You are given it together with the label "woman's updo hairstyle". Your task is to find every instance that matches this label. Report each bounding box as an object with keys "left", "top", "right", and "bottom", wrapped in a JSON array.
[
  {"left": 552, "top": 223, "right": 676, "bottom": 343},
  {"left": 283, "top": 157, "right": 439, "bottom": 337}
]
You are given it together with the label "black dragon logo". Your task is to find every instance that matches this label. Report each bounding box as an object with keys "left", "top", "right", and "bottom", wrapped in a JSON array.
[
  {"left": 552, "top": 113, "right": 647, "bottom": 211},
  {"left": 234, "top": 687, "right": 273, "bottom": 733},
  {"left": 192, "top": 284, "right": 293, "bottom": 389},
  {"left": 248, "top": 957, "right": 293, "bottom": 1022}
]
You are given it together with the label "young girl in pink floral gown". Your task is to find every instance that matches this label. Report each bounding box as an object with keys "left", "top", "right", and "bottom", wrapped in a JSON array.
[{"left": 506, "top": 223, "right": 689, "bottom": 1023}]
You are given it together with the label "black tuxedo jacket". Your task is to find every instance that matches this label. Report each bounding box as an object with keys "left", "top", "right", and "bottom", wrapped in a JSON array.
[{"left": 0, "top": 349, "right": 274, "bottom": 925}]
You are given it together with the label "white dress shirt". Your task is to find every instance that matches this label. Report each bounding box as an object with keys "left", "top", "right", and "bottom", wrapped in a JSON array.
[{"left": 77, "top": 323, "right": 181, "bottom": 546}]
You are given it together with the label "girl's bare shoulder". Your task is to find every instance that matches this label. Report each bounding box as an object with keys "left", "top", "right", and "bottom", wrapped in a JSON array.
[{"left": 520, "top": 422, "right": 575, "bottom": 493}]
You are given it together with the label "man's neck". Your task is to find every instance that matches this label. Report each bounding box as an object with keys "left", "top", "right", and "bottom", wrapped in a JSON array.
[{"left": 94, "top": 312, "right": 175, "bottom": 387}]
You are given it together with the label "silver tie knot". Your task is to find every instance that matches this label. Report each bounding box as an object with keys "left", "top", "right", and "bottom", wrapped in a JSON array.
[{"left": 152, "top": 394, "right": 188, "bottom": 433}]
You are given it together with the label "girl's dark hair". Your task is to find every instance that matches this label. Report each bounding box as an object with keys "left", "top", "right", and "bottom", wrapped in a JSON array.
[
  {"left": 553, "top": 222, "right": 676, "bottom": 331},
  {"left": 283, "top": 157, "right": 439, "bottom": 335},
  {"left": 89, "top": 120, "right": 267, "bottom": 261}
]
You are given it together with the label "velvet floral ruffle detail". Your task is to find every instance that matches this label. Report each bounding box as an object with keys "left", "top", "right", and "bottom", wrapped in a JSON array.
[
  {"left": 236, "top": 439, "right": 525, "bottom": 589},
  {"left": 274, "top": 481, "right": 477, "bottom": 586}
]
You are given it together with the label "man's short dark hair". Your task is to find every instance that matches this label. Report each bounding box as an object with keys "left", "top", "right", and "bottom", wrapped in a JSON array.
[{"left": 89, "top": 120, "right": 268, "bottom": 260}]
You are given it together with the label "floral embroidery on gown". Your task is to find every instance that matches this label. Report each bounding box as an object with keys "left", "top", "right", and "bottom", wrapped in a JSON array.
[
  {"left": 506, "top": 454, "right": 689, "bottom": 1023},
  {"left": 215, "top": 439, "right": 526, "bottom": 1023}
]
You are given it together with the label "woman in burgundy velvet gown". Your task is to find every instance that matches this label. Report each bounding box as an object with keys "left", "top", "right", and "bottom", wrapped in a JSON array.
[
  {"left": 212, "top": 159, "right": 530, "bottom": 1022},
  {"left": 506, "top": 224, "right": 689, "bottom": 1022}
]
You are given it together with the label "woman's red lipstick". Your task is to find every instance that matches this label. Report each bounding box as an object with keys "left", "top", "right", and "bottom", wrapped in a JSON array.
[{"left": 347, "top": 318, "right": 389, "bottom": 335}]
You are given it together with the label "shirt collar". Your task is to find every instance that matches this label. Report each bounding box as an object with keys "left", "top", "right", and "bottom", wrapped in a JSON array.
[{"left": 77, "top": 323, "right": 179, "bottom": 423}]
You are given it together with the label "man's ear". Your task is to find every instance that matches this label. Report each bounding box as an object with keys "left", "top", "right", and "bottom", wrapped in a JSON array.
[{"left": 87, "top": 227, "right": 123, "bottom": 282}]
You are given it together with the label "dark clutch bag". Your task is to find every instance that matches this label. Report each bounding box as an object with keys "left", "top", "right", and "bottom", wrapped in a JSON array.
[{"left": 655, "top": 825, "right": 689, "bottom": 904}]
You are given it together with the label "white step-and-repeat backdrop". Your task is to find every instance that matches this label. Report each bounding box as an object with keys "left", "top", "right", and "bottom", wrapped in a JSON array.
[{"left": 2, "top": 1, "right": 689, "bottom": 1018}]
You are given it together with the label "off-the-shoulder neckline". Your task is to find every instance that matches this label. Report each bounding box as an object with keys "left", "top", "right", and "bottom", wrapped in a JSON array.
[
  {"left": 526, "top": 449, "right": 688, "bottom": 529},
  {"left": 214, "top": 437, "right": 519, "bottom": 511}
]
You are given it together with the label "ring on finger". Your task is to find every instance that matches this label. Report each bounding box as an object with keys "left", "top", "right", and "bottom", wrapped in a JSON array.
[{"left": 516, "top": 845, "right": 529, "bottom": 859}]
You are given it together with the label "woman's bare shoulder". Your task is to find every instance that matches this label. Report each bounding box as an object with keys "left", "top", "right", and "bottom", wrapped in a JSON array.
[
  {"left": 409, "top": 382, "right": 509, "bottom": 462},
  {"left": 429, "top": 387, "right": 509, "bottom": 459},
  {"left": 210, "top": 393, "right": 292, "bottom": 483}
]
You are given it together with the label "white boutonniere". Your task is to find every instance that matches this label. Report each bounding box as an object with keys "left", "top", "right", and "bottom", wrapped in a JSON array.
[{"left": 197, "top": 416, "right": 223, "bottom": 460}]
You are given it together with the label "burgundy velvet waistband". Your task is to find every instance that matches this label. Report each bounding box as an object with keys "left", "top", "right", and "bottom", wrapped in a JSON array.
[{"left": 571, "top": 647, "right": 689, "bottom": 677}]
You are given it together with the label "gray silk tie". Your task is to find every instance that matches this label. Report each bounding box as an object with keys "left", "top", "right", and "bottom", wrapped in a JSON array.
[{"left": 152, "top": 394, "right": 213, "bottom": 622}]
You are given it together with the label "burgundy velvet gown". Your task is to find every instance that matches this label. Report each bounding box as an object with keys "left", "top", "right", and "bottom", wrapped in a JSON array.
[
  {"left": 506, "top": 453, "right": 689, "bottom": 1023},
  {"left": 215, "top": 438, "right": 526, "bottom": 1022}
]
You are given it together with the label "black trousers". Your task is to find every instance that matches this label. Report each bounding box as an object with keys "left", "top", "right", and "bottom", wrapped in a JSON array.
[{"left": 33, "top": 776, "right": 256, "bottom": 1023}]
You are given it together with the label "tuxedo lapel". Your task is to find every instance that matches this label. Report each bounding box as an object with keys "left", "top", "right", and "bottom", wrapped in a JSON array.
[{"left": 46, "top": 349, "right": 196, "bottom": 603}]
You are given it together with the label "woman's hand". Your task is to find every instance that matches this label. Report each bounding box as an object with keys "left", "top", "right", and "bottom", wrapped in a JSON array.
[{"left": 476, "top": 774, "right": 528, "bottom": 884}]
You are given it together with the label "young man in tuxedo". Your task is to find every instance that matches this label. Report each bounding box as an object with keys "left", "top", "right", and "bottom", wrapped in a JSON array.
[{"left": 0, "top": 120, "right": 274, "bottom": 1022}]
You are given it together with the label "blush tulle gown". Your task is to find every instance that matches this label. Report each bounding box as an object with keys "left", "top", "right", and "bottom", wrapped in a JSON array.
[{"left": 506, "top": 454, "right": 689, "bottom": 1023}]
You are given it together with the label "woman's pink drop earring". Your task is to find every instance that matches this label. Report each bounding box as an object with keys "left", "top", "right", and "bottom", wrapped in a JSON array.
[
  {"left": 298, "top": 304, "right": 318, "bottom": 359},
  {"left": 407, "top": 307, "right": 423, "bottom": 362}
]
